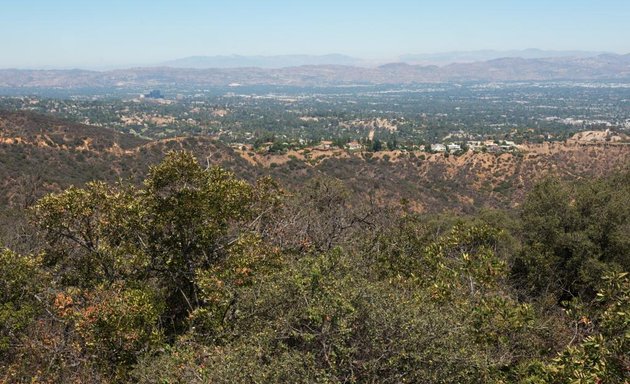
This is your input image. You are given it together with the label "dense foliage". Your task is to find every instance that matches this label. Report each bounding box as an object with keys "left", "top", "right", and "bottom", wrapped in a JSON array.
[{"left": 1, "top": 152, "right": 628, "bottom": 383}]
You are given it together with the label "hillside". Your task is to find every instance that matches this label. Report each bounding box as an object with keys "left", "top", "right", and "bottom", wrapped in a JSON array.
[
  {"left": 233, "top": 142, "right": 630, "bottom": 212},
  {"left": 1, "top": 111, "right": 629, "bottom": 216},
  {"left": 0, "top": 111, "right": 256, "bottom": 209}
]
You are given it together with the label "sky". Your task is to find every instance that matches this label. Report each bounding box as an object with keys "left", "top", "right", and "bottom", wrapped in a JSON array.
[{"left": 1, "top": 0, "right": 629, "bottom": 69}]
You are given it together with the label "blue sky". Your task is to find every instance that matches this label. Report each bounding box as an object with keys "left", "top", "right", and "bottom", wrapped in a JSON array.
[{"left": 2, "top": 0, "right": 629, "bottom": 68}]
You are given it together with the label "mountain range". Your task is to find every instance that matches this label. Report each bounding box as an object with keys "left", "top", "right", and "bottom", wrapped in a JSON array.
[
  {"left": 399, "top": 49, "right": 608, "bottom": 65},
  {"left": 0, "top": 53, "right": 628, "bottom": 88},
  {"left": 160, "top": 54, "right": 365, "bottom": 68},
  {"left": 159, "top": 50, "right": 609, "bottom": 68}
]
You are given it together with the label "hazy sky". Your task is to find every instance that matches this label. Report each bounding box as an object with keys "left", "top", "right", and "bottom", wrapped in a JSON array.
[{"left": 2, "top": 0, "right": 629, "bottom": 68}]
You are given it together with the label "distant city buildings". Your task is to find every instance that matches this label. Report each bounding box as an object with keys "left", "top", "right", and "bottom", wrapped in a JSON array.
[{"left": 144, "top": 90, "right": 164, "bottom": 99}]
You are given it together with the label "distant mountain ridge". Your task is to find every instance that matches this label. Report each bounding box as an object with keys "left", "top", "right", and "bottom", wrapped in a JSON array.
[
  {"left": 399, "top": 49, "right": 608, "bottom": 65},
  {"left": 0, "top": 54, "right": 629, "bottom": 88},
  {"left": 160, "top": 54, "right": 366, "bottom": 69},
  {"left": 160, "top": 50, "right": 610, "bottom": 69}
]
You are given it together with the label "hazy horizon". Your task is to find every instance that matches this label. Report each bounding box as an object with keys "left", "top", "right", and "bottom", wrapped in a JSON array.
[
  {"left": 2, "top": 0, "right": 629, "bottom": 69},
  {"left": 4, "top": 49, "right": 627, "bottom": 71}
]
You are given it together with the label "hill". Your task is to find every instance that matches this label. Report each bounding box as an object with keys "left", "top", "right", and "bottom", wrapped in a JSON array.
[
  {"left": 0, "top": 110, "right": 256, "bottom": 209},
  {"left": 232, "top": 142, "right": 630, "bottom": 212},
  {"left": 1, "top": 111, "right": 629, "bottom": 216}
]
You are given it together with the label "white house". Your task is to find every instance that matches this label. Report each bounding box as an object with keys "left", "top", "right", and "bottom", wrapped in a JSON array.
[
  {"left": 447, "top": 143, "right": 461, "bottom": 152},
  {"left": 346, "top": 141, "right": 364, "bottom": 151},
  {"left": 431, "top": 143, "right": 446, "bottom": 152}
]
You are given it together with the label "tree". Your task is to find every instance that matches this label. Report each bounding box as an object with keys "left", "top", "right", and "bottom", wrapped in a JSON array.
[
  {"left": 0, "top": 249, "right": 44, "bottom": 358},
  {"left": 386, "top": 136, "right": 398, "bottom": 151},
  {"left": 29, "top": 151, "right": 281, "bottom": 371},
  {"left": 537, "top": 272, "right": 630, "bottom": 383},
  {"left": 371, "top": 138, "right": 382, "bottom": 152},
  {"left": 515, "top": 173, "right": 630, "bottom": 300}
]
